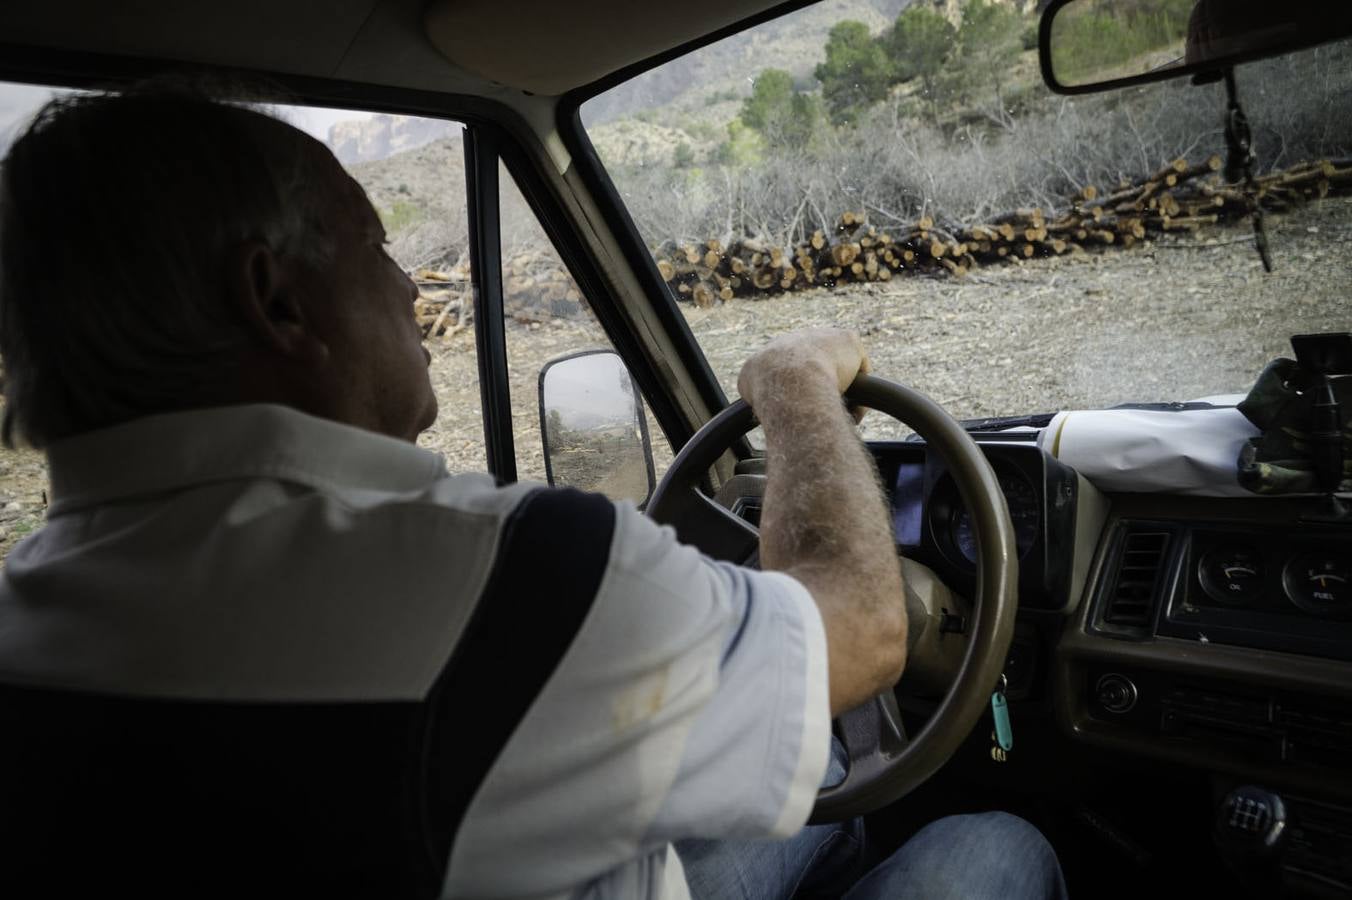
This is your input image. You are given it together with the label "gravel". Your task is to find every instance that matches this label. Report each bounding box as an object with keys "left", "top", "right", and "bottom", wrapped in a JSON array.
[{"left": 683, "top": 196, "right": 1352, "bottom": 443}]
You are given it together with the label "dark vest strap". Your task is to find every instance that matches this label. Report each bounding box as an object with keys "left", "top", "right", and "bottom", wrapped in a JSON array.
[
  {"left": 419, "top": 486, "right": 616, "bottom": 883},
  {"left": 0, "top": 487, "right": 616, "bottom": 900}
]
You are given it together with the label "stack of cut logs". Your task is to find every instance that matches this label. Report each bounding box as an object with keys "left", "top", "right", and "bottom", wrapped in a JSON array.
[
  {"left": 411, "top": 155, "right": 1351, "bottom": 329},
  {"left": 413, "top": 251, "right": 590, "bottom": 339},
  {"left": 654, "top": 155, "right": 1352, "bottom": 307},
  {"left": 500, "top": 251, "right": 586, "bottom": 322},
  {"left": 413, "top": 265, "right": 472, "bottom": 340}
]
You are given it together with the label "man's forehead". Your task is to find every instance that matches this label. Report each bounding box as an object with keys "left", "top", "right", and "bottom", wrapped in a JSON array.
[
  {"left": 300, "top": 137, "right": 381, "bottom": 234},
  {"left": 338, "top": 170, "right": 382, "bottom": 232}
]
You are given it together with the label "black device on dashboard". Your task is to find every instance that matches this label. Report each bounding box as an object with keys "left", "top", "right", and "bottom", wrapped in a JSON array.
[{"left": 1291, "top": 333, "right": 1352, "bottom": 497}]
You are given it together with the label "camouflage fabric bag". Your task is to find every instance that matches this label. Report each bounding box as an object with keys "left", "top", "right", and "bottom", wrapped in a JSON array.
[{"left": 1237, "top": 358, "right": 1352, "bottom": 494}]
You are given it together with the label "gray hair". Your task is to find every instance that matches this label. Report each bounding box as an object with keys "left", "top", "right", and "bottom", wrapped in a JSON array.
[{"left": 0, "top": 85, "right": 335, "bottom": 448}]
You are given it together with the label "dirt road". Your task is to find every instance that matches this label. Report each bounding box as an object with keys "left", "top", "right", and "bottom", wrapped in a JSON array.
[{"left": 682, "top": 197, "right": 1352, "bottom": 443}]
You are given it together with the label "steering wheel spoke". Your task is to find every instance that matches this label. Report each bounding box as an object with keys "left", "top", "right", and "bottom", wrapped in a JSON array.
[
  {"left": 664, "top": 487, "right": 760, "bottom": 563},
  {"left": 836, "top": 689, "right": 909, "bottom": 775}
]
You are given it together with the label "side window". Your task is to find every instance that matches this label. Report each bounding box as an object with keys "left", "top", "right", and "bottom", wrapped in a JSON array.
[
  {"left": 331, "top": 114, "right": 487, "bottom": 474},
  {"left": 498, "top": 164, "right": 674, "bottom": 497},
  {"left": 0, "top": 83, "right": 73, "bottom": 564},
  {"left": 0, "top": 445, "right": 44, "bottom": 566},
  {"left": 0, "top": 97, "right": 487, "bottom": 565}
]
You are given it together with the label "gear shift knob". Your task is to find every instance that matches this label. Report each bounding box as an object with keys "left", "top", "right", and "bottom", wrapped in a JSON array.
[{"left": 1214, "top": 786, "right": 1288, "bottom": 873}]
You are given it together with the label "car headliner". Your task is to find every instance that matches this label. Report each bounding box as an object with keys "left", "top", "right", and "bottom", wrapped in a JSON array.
[{"left": 0, "top": 0, "right": 791, "bottom": 99}]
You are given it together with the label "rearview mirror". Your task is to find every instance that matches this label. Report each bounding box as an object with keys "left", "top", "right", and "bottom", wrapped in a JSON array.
[
  {"left": 538, "top": 350, "right": 655, "bottom": 506},
  {"left": 1039, "top": 0, "right": 1352, "bottom": 94}
]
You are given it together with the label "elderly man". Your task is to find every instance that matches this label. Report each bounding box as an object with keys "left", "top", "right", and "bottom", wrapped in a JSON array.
[{"left": 0, "top": 88, "right": 1065, "bottom": 899}]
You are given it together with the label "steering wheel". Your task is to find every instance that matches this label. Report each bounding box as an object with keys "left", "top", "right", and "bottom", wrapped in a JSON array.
[{"left": 646, "top": 374, "right": 1018, "bottom": 823}]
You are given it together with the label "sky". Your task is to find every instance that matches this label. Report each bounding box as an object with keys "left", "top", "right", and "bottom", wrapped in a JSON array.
[
  {"left": 545, "top": 353, "right": 642, "bottom": 431},
  {"left": 0, "top": 81, "right": 370, "bottom": 151},
  {"left": 272, "top": 104, "right": 373, "bottom": 144},
  {"left": 0, "top": 82, "right": 58, "bottom": 149}
]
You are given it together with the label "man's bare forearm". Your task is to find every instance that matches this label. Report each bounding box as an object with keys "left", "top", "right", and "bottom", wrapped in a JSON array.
[{"left": 740, "top": 335, "right": 907, "bottom": 715}]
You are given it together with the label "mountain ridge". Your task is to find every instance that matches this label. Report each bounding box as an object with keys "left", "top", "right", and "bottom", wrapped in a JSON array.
[{"left": 326, "top": 0, "right": 1037, "bottom": 164}]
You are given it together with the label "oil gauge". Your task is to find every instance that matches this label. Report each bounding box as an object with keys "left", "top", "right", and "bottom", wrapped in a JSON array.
[
  {"left": 1198, "top": 544, "right": 1265, "bottom": 605},
  {"left": 1282, "top": 553, "right": 1351, "bottom": 619}
]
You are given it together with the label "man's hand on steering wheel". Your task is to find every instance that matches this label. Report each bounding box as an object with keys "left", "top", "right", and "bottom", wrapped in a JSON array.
[
  {"left": 737, "top": 328, "right": 908, "bottom": 717},
  {"left": 738, "top": 328, "right": 872, "bottom": 425},
  {"left": 647, "top": 328, "right": 1018, "bottom": 822}
]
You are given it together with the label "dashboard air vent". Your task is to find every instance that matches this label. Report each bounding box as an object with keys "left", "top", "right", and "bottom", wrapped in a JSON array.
[{"left": 1105, "top": 531, "right": 1171, "bottom": 627}]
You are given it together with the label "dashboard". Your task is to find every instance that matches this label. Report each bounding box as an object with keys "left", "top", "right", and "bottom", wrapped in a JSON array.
[
  {"left": 724, "top": 431, "right": 1352, "bottom": 890},
  {"left": 876, "top": 440, "right": 1352, "bottom": 886},
  {"left": 861, "top": 438, "right": 1352, "bottom": 658},
  {"left": 1064, "top": 493, "right": 1352, "bottom": 885}
]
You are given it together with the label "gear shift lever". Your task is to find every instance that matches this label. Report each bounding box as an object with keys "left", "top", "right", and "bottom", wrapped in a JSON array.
[{"left": 1214, "top": 786, "right": 1289, "bottom": 892}]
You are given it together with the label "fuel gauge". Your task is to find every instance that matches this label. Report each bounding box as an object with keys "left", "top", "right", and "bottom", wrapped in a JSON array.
[
  {"left": 1198, "top": 545, "right": 1265, "bottom": 606},
  {"left": 1283, "top": 553, "right": 1351, "bottom": 619}
]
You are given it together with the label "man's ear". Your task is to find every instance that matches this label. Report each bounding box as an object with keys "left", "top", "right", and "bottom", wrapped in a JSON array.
[{"left": 225, "top": 240, "right": 329, "bottom": 364}]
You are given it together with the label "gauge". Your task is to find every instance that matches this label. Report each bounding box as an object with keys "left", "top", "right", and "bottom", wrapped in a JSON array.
[
  {"left": 950, "top": 468, "right": 1040, "bottom": 564},
  {"left": 1198, "top": 545, "right": 1265, "bottom": 605},
  {"left": 1282, "top": 553, "right": 1352, "bottom": 619}
]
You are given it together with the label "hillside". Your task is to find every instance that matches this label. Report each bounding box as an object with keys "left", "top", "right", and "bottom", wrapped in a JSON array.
[
  {"left": 334, "top": 0, "right": 1036, "bottom": 241},
  {"left": 348, "top": 134, "right": 467, "bottom": 271},
  {"left": 582, "top": 0, "right": 906, "bottom": 125},
  {"left": 330, "top": 114, "right": 457, "bottom": 165},
  {"left": 329, "top": 0, "right": 1043, "bottom": 190},
  {"left": 578, "top": 0, "right": 1049, "bottom": 172},
  {"left": 322, "top": 0, "right": 914, "bottom": 165}
]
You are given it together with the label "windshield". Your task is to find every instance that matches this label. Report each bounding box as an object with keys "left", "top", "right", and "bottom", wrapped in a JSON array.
[{"left": 581, "top": 0, "right": 1351, "bottom": 439}]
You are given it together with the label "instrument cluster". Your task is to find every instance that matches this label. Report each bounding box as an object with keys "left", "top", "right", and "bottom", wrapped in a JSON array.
[
  {"left": 876, "top": 440, "right": 1079, "bottom": 612},
  {"left": 1195, "top": 534, "right": 1351, "bottom": 621}
]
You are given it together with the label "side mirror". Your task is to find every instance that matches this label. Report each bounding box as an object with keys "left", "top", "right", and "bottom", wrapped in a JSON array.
[{"left": 538, "top": 350, "right": 656, "bottom": 506}]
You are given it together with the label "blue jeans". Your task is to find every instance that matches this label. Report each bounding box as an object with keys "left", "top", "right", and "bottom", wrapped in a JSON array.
[{"left": 676, "top": 741, "right": 1068, "bottom": 899}]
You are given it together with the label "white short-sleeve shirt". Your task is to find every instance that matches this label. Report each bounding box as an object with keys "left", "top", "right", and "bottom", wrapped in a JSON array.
[
  {"left": 0, "top": 404, "right": 831, "bottom": 899},
  {"left": 447, "top": 503, "right": 831, "bottom": 898}
]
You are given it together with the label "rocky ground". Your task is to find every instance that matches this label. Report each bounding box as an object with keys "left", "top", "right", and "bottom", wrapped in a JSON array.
[
  {"left": 685, "top": 196, "right": 1352, "bottom": 444},
  {"left": 1, "top": 197, "right": 1347, "bottom": 560}
]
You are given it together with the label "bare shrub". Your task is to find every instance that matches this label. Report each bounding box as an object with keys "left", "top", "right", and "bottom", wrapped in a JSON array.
[
  {"left": 388, "top": 217, "right": 466, "bottom": 273},
  {"left": 604, "top": 41, "right": 1352, "bottom": 247}
]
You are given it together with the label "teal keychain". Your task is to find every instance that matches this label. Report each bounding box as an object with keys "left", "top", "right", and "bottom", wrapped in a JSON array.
[{"left": 990, "top": 674, "right": 1013, "bottom": 763}]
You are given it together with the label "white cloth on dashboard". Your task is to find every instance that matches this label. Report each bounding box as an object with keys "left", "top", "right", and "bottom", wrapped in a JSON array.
[{"left": 1039, "top": 397, "right": 1261, "bottom": 496}]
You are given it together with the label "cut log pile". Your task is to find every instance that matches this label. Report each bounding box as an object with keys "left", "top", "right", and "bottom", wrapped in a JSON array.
[
  {"left": 409, "top": 155, "right": 1352, "bottom": 329},
  {"left": 412, "top": 266, "right": 472, "bottom": 340},
  {"left": 413, "top": 252, "right": 589, "bottom": 339},
  {"left": 501, "top": 251, "right": 586, "bottom": 322},
  {"left": 652, "top": 155, "right": 1352, "bottom": 307}
]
